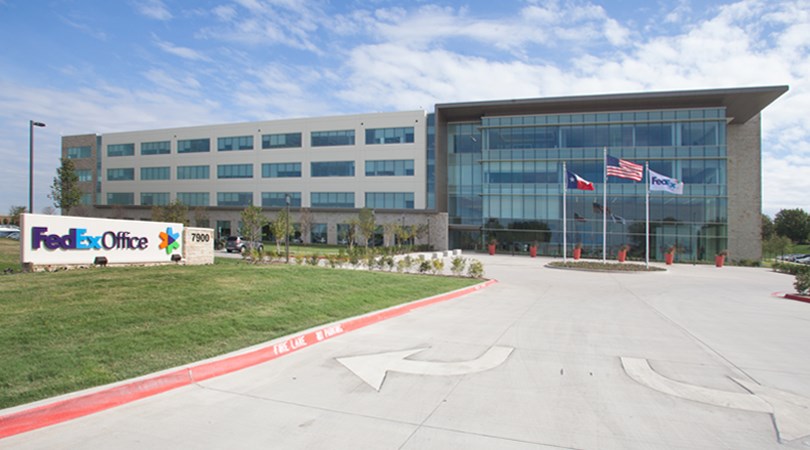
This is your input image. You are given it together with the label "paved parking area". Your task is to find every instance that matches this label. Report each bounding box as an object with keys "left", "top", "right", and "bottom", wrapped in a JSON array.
[{"left": 3, "top": 256, "right": 809, "bottom": 449}]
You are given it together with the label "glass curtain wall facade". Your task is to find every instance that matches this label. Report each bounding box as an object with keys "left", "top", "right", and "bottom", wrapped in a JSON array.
[{"left": 448, "top": 108, "right": 728, "bottom": 261}]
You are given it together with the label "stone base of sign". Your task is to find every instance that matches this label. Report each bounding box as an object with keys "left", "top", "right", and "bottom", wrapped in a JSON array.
[{"left": 182, "top": 227, "right": 215, "bottom": 265}]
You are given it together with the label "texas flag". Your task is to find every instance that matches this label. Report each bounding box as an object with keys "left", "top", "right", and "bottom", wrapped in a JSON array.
[{"left": 566, "top": 170, "right": 595, "bottom": 191}]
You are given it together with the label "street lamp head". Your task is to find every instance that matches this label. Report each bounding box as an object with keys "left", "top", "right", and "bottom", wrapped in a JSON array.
[{"left": 31, "top": 121, "right": 46, "bottom": 128}]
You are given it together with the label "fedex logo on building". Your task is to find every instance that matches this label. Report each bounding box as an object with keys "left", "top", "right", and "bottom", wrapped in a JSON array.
[{"left": 31, "top": 227, "right": 149, "bottom": 251}]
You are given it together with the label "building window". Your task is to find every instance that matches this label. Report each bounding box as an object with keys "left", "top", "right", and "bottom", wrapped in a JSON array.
[
  {"left": 107, "top": 168, "right": 134, "bottom": 181},
  {"left": 311, "top": 192, "right": 354, "bottom": 208},
  {"left": 365, "top": 159, "right": 415, "bottom": 176},
  {"left": 262, "top": 132, "right": 302, "bottom": 149},
  {"left": 107, "top": 143, "right": 135, "bottom": 157},
  {"left": 217, "top": 192, "right": 253, "bottom": 207},
  {"left": 262, "top": 192, "right": 302, "bottom": 207},
  {"left": 107, "top": 192, "right": 134, "bottom": 205},
  {"left": 177, "top": 192, "right": 210, "bottom": 207},
  {"left": 177, "top": 165, "right": 209, "bottom": 180},
  {"left": 365, "top": 127, "right": 415, "bottom": 144},
  {"left": 80, "top": 193, "right": 93, "bottom": 205},
  {"left": 311, "top": 130, "right": 355, "bottom": 147},
  {"left": 311, "top": 223, "right": 327, "bottom": 244},
  {"left": 177, "top": 138, "right": 210, "bottom": 153},
  {"left": 262, "top": 163, "right": 302, "bottom": 178},
  {"left": 216, "top": 220, "right": 231, "bottom": 239},
  {"left": 141, "top": 192, "right": 170, "bottom": 206},
  {"left": 218, "top": 136, "right": 254, "bottom": 151},
  {"left": 365, "top": 192, "right": 415, "bottom": 209},
  {"left": 141, "top": 141, "right": 171, "bottom": 155},
  {"left": 67, "top": 146, "right": 92, "bottom": 159},
  {"left": 140, "top": 166, "right": 171, "bottom": 180},
  {"left": 311, "top": 161, "right": 354, "bottom": 177},
  {"left": 217, "top": 164, "right": 253, "bottom": 179},
  {"left": 76, "top": 169, "right": 93, "bottom": 182}
]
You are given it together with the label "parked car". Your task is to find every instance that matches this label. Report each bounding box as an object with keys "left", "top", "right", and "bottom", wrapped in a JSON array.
[
  {"left": 5, "top": 231, "right": 20, "bottom": 240},
  {"left": 0, "top": 226, "right": 20, "bottom": 239},
  {"left": 225, "top": 236, "right": 263, "bottom": 253},
  {"left": 795, "top": 255, "right": 810, "bottom": 265}
]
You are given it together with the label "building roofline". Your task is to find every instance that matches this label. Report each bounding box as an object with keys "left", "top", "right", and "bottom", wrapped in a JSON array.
[{"left": 435, "top": 85, "right": 789, "bottom": 124}]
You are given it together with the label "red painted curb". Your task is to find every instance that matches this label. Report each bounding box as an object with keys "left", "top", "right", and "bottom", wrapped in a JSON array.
[
  {"left": 0, "top": 279, "right": 497, "bottom": 440},
  {"left": 772, "top": 291, "right": 810, "bottom": 304},
  {"left": 784, "top": 293, "right": 810, "bottom": 304}
]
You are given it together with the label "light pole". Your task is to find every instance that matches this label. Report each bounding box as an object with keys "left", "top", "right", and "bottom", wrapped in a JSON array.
[
  {"left": 29, "top": 120, "right": 46, "bottom": 214},
  {"left": 285, "top": 194, "right": 291, "bottom": 264}
]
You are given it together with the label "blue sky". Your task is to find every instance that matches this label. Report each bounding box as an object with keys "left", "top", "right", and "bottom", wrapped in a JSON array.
[{"left": 1, "top": 0, "right": 808, "bottom": 217}]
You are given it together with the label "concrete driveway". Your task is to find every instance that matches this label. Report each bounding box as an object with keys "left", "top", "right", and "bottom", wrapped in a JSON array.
[{"left": 3, "top": 256, "right": 809, "bottom": 449}]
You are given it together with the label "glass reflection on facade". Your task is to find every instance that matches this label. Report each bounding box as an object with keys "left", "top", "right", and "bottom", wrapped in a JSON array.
[{"left": 447, "top": 108, "right": 728, "bottom": 261}]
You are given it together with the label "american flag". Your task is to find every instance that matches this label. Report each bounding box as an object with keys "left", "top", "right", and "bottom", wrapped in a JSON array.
[{"left": 606, "top": 155, "right": 643, "bottom": 181}]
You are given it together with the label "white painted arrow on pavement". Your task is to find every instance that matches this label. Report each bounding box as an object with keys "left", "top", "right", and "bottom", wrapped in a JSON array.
[
  {"left": 337, "top": 346, "right": 514, "bottom": 391},
  {"left": 621, "top": 357, "right": 810, "bottom": 442}
]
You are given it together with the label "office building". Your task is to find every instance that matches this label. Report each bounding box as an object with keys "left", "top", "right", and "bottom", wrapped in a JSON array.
[{"left": 62, "top": 85, "right": 787, "bottom": 261}]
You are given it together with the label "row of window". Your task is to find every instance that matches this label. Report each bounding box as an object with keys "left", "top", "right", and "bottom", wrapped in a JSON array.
[
  {"left": 102, "top": 127, "right": 416, "bottom": 157},
  {"left": 106, "top": 192, "right": 415, "bottom": 209},
  {"left": 105, "top": 160, "right": 416, "bottom": 181}
]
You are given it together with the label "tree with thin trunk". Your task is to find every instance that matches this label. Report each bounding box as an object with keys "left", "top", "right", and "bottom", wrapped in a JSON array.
[
  {"left": 240, "top": 206, "right": 267, "bottom": 248},
  {"left": 151, "top": 200, "right": 189, "bottom": 224},
  {"left": 49, "top": 157, "right": 82, "bottom": 215},
  {"left": 270, "top": 208, "right": 290, "bottom": 253},
  {"left": 8, "top": 206, "right": 26, "bottom": 225},
  {"left": 298, "top": 207, "right": 313, "bottom": 244},
  {"left": 358, "top": 208, "right": 376, "bottom": 248}
]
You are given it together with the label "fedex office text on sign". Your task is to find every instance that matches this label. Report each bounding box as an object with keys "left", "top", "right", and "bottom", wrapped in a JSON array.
[{"left": 31, "top": 227, "right": 149, "bottom": 251}]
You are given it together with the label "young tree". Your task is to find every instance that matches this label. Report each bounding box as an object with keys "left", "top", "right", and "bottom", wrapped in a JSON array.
[
  {"left": 761, "top": 213, "right": 775, "bottom": 240},
  {"left": 193, "top": 207, "right": 209, "bottom": 227},
  {"left": 762, "top": 235, "right": 791, "bottom": 259},
  {"left": 382, "top": 222, "right": 398, "bottom": 247},
  {"left": 298, "top": 207, "right": 313, "bottom": 244},
  {"left": 151, "top": 200, "right": 189, "bottom": 224},
  {"left": 345, "top": 218, "right": 359, "bottom": 250},
  {"left": 8, "top": 206, "right": 26, "bottom": 225},
  {"left": 358, "top": 208, "right": 376, "bottom": 248},
  {"left": 49, "top": 157, "right": 82, "bottom": 215},
  {"left": 774, "top": 208, "right": 810, "bottom": 243},
  {"left": 240, "top": 206, "right": 267, "bottom": 247},
  {"left": 270, "top": 208, "right": 290, "bottom": 253}
]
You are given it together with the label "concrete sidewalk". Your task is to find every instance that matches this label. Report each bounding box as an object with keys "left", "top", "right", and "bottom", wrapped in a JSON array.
[{"left": 3, "top": 256, "right": 809, "bottom": 449}]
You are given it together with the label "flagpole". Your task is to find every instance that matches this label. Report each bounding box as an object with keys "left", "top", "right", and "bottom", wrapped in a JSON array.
[
  {"left": 602, "top": 146, "right": 607, "bottom": 263},
  {"left": 645, "top": 161, "right": 650, "bottom": 268},
  {"left": 562, "top": 161, "right": 567, "bottom": 262}
]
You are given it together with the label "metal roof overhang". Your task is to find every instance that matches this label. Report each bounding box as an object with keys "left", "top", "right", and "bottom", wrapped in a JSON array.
[{"left": 435, "top": 85, "right": 788, "bottom": 125}]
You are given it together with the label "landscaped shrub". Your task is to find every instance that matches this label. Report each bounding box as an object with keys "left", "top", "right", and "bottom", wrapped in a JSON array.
[
  {"left": 773, "top": 261, "right": 810, "bottom": 276},
  {"left": 431, "top": 258, "right": 444, "bottom": 275},
  {"left": 795, "top": 272, "right": 810, "bottom": 295},
  {"left": 308, "top": 254, "right": 320, "bottom": 266},
  {"left": 396, "top": 256, "right": 412, "bottom": 273},
  {"left": 467, "top": 259, "right": 484, "bottom": 278},
  {"left": 450, "top": 257, "right": 466, "bottom": 276},
  {"left": 418, "top": 260, "right": 432, "bottom": 273}
]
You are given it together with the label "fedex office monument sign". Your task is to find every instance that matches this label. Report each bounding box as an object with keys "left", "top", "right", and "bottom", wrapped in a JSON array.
[{"left": 21, "top": 214, "right": 183, "bottom": 266}]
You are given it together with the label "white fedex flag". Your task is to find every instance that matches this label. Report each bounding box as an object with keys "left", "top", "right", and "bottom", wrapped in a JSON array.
[{"left": 649, "top": 169, "right": 684, "bottom": 194}]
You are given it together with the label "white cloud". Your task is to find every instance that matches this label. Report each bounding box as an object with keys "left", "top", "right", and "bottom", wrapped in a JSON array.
[
  {"left": 134, "top": 0, "right": 173, "bottom": 21},
  {"left": 0, "top": 79, "right": 224, "bottom": 214},
  {"left": 153, "top": 36, "right": 210, "bottom": 61},
  {"left": 60, "top": 16, "right": 108, "bottom": 41},
  {"left": 198, "top": 1, "right": 324, "bottom": 52}
]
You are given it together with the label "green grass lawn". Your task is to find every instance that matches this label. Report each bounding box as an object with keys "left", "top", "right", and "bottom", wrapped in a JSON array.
[
  {"left": 0, "top": 244, "right": 479, "bottom": 409},
  {"left": 0, "top": 239, "right": 20, "bottom": 272}
]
